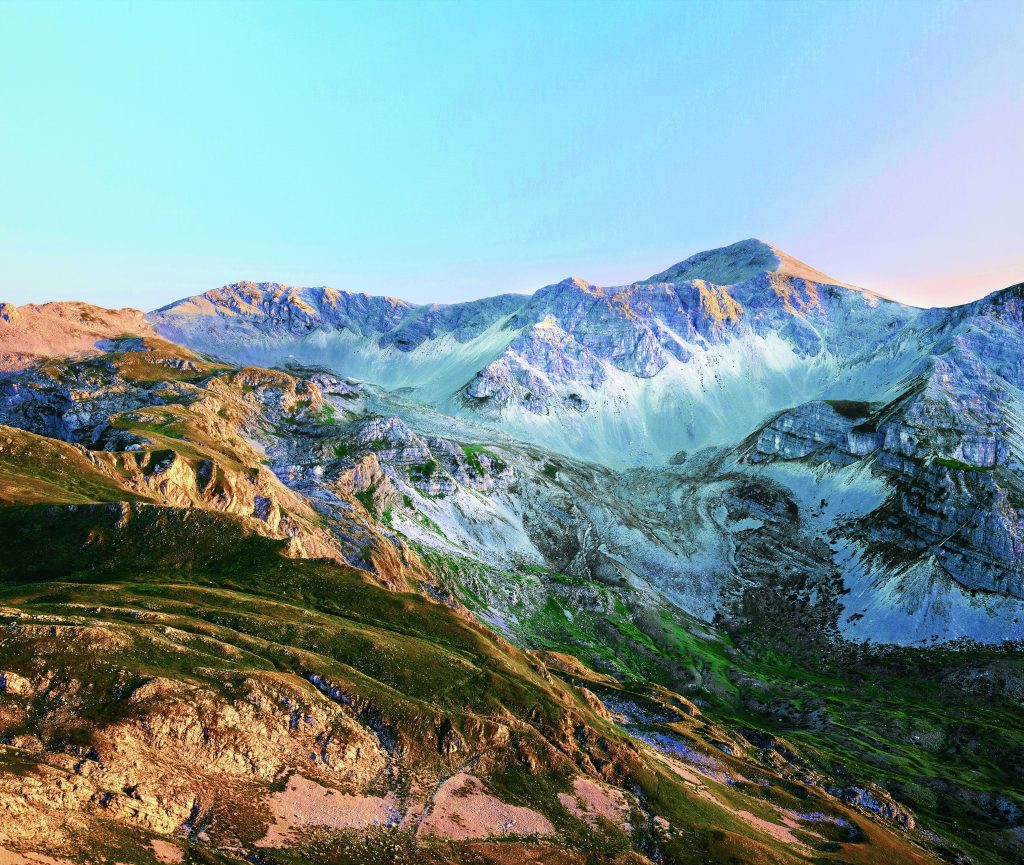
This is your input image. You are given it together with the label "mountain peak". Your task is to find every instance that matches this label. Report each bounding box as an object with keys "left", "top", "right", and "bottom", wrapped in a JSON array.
[
  {"left": 643, "top": 238, "right": 849, "bottom": 288},
  {"left": 557, "top": 276, "right": 599, "bottom": 292}
]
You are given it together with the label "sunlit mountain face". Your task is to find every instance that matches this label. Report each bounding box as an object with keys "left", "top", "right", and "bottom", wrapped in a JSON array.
[{"left": 2, "top": 239, "right": 1023, "bottom": 865}]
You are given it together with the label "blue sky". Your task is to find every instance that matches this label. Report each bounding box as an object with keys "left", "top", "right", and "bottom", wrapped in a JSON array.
[{"left": 1, "top": 0, "right": 1022, "bottom": 309}]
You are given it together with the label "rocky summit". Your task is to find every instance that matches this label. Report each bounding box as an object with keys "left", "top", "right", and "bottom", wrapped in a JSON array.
[{"left": 1, "top": 239, "right": 1023, "bottom": 865}]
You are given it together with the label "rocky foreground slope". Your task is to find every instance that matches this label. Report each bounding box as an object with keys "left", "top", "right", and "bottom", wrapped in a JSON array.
[{"left": 0, "top": 244, "right": 1022, "bottom": 863}]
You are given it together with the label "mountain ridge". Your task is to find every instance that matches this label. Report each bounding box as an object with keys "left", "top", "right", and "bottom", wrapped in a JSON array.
[
  {"left": 150, "top": 238, "right": 899, "bottom": 318},
  {"left": 144, "top": 240, "right": 923, "bottom": 467},
  {"left": 0, "top": 300, "right": 155, "bottom": 371}
]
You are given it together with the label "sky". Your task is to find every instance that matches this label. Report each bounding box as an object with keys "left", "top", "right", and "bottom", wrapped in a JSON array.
[{"left": 1, "top": 0, "right": 1022, "bottom": 311}]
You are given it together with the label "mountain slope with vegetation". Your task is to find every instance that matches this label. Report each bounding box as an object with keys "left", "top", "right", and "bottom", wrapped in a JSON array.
[{"left": 1, "top": 241, "right": 1023, "bottom": 863}]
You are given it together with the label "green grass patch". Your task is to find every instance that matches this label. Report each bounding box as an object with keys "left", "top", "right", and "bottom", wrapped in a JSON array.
[
  {"left": 410, "top": 459, "right": 437, "bottom": 481},
  {"left": 934, "top": 456, "right": 991, "bottom": 472},
  {"left": 354, "top": 485, "right": 377, "bottom": 515},
  {"left": 460, "top": 443, "right": 505, "bottom": 474}
]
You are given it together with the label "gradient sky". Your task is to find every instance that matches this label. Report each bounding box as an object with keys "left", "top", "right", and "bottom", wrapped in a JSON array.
[{"left": 1, "top": 0, "right": 1022, "bottom": 310}]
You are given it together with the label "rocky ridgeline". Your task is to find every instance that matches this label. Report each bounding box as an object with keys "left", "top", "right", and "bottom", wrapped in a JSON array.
[
  {"left": 149, "top": 240, "right": 913, "bottom": 427},
  {"left": 142, "top": 240, "right": 1018, "bottom": 467},
  {"left": 152, "top": 280, "right": 525, "bottom": 352},
  {"left": 0, "top": 340, "right": 435, "bottom": 583}
]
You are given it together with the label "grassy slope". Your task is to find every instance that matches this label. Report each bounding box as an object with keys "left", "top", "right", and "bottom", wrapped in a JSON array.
[
  {"left": 0, "top": 505, "right": 769, "bottom": 864},
  {"left": 722, "top": 634, "right": 1024, "bottom": 865},
  {"left": 0, "top": 426, "right": 150, "bottom": 505},
  {"left": 490, "top": 561, "right": 1024, "bottom": 865},
  {"left": 0, "top": 499, "right": 949, "bottom": 865},
  {"left": 413, "top": 528, "right": 1024, "bottom": 865}
]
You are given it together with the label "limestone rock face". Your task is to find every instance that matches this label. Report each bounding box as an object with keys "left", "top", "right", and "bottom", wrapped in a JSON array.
[
  {"left": 751, "top": 401, "right": 872, "bottom": 464},
  {"left": 733, "top": 281, "right": 1024, "bottom": 636}
]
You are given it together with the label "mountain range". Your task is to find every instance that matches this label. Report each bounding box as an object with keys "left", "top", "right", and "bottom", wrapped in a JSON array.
[
  {"left": 147, "top": 238, "right": 1024, "bottom": 643},
  {"left": 1, "top": 239, "right": 1022, "bottom": 864}
]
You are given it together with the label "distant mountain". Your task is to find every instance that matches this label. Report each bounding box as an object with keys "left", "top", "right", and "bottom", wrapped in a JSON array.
[
  {"left": 0, "top": 300, "right": 154, "bottom": 371},
  {"left": 145, "top": 240, "right": 1024, "bottom": 646},
  {"left": 149, "top": 239, "right": 916, "bottom": 465}
]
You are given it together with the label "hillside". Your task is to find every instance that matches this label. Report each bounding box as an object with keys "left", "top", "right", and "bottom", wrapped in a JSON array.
[
  {"left": 1, "top": 242, "right": 1023, "bottom": 863},
  {"left": 0, "top": 301, "right": 155, "bottom": 371}
]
